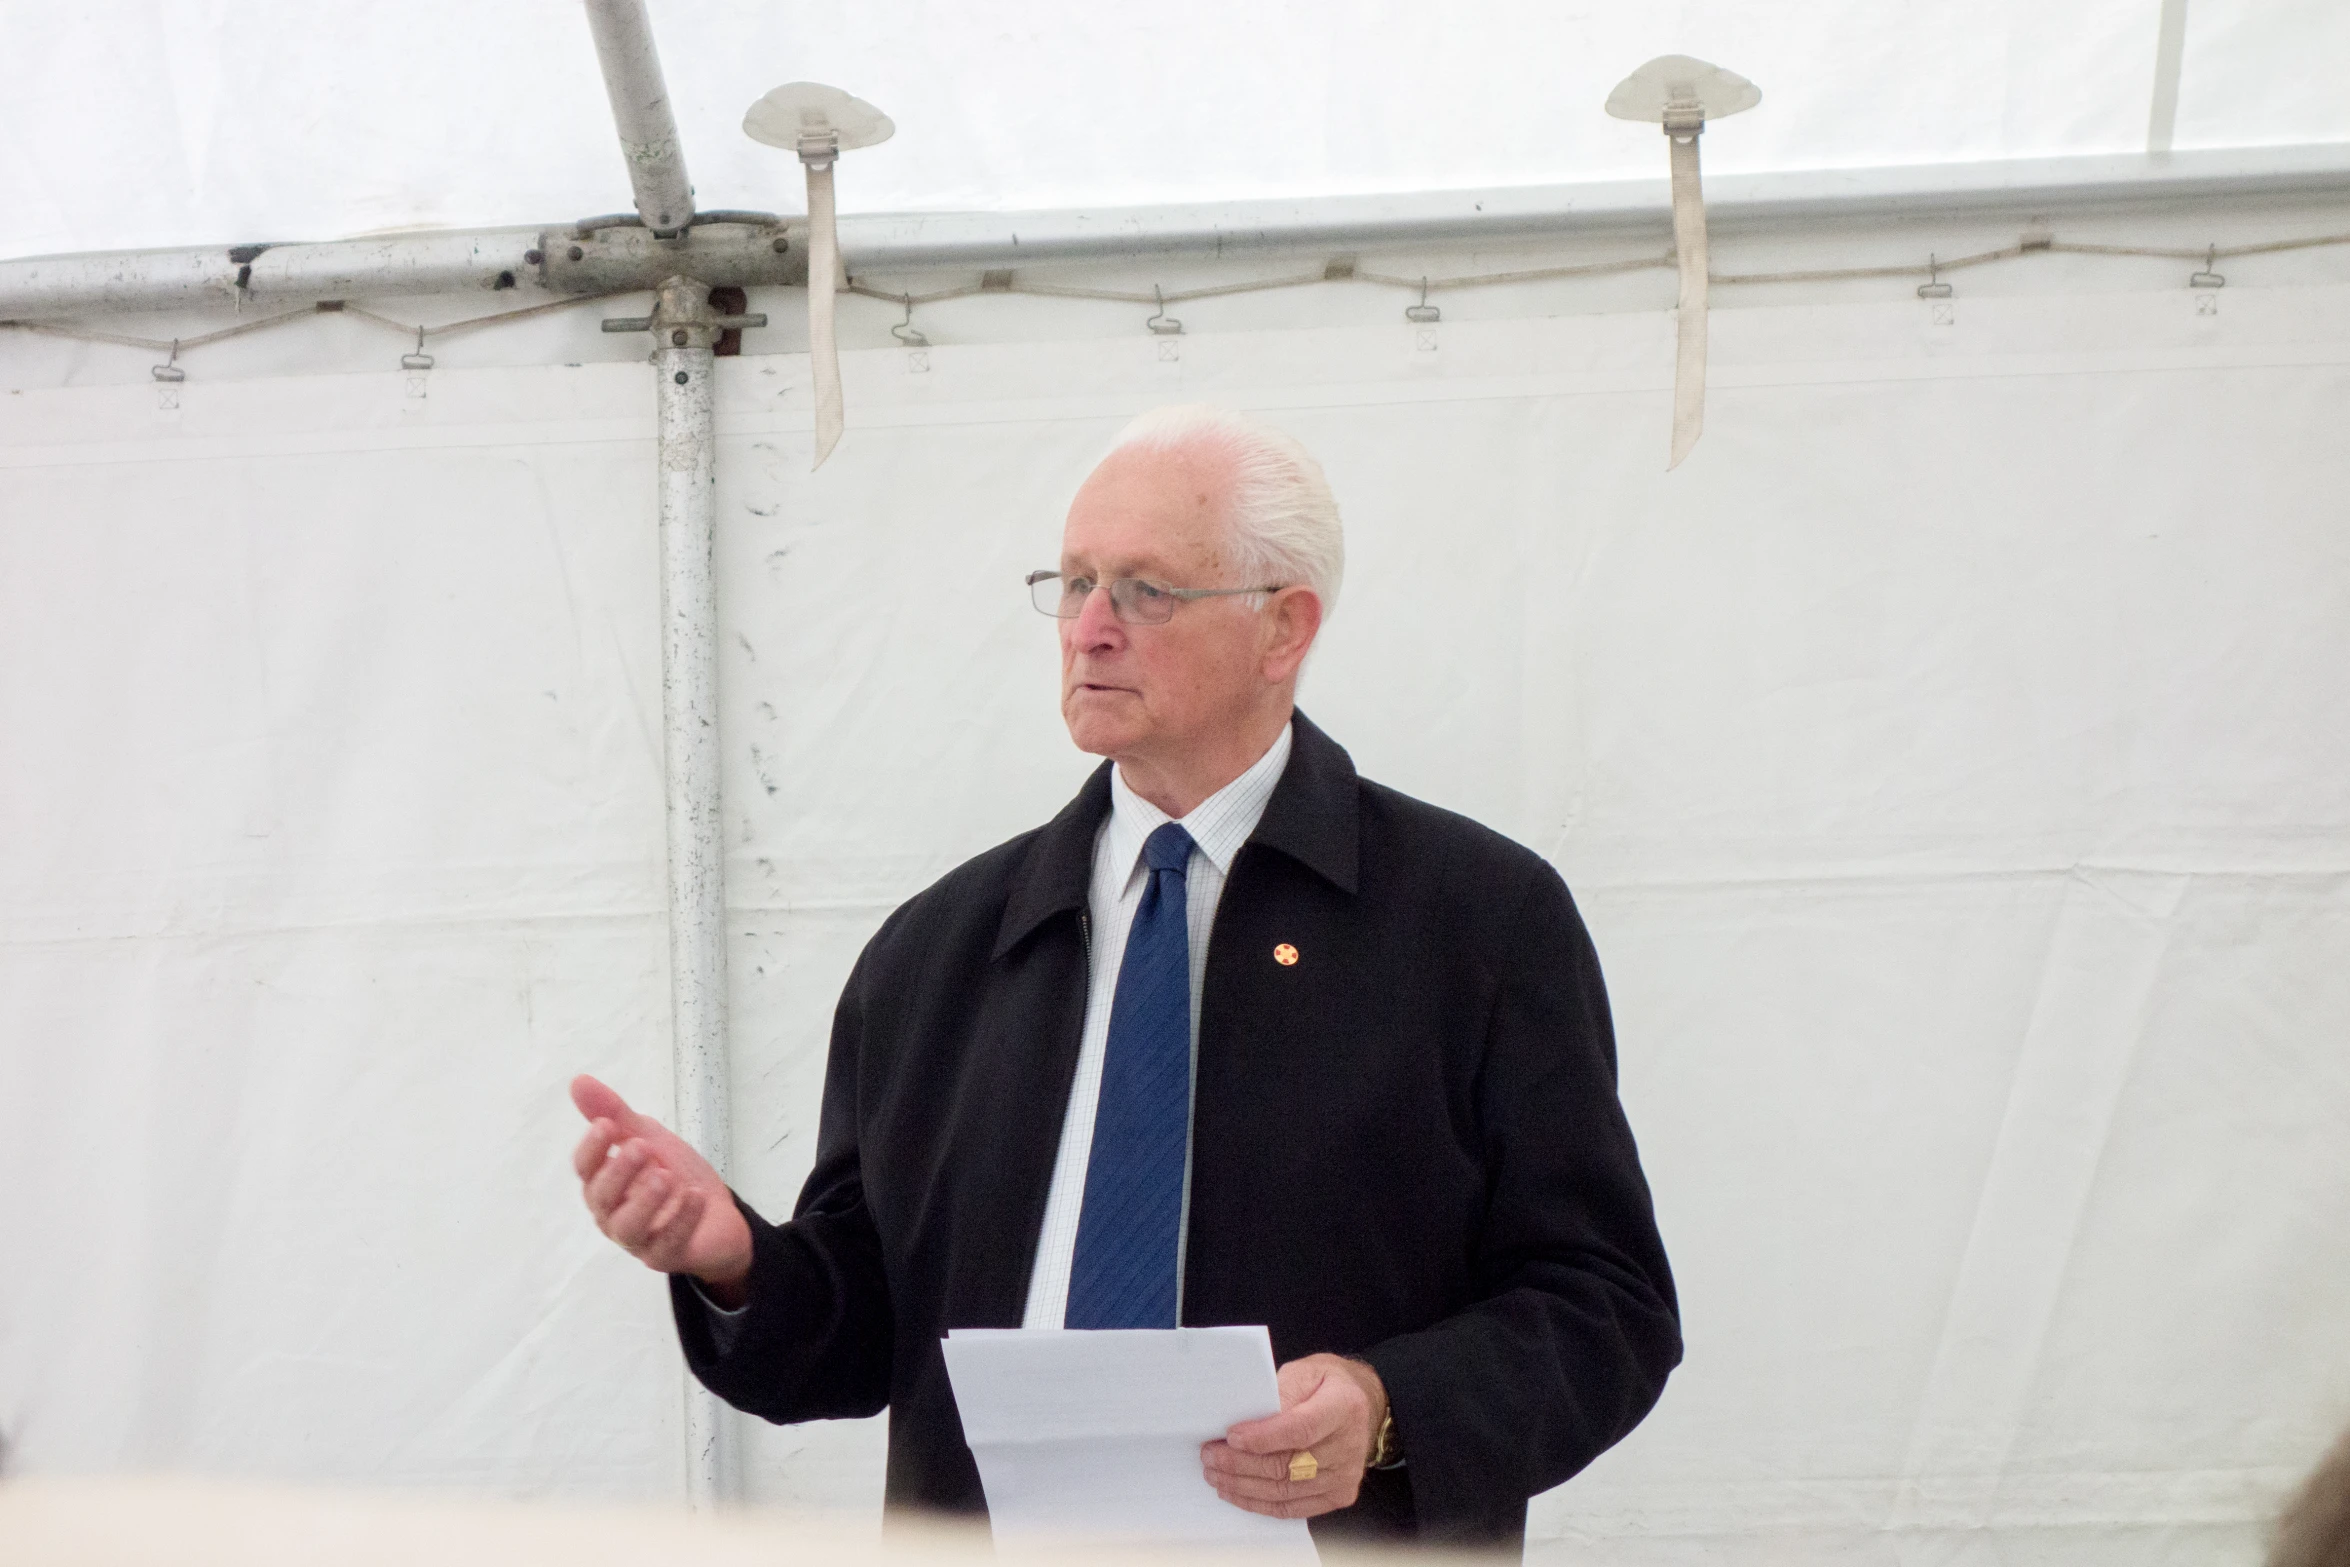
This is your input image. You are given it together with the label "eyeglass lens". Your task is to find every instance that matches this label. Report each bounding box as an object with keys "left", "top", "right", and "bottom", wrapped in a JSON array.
[{"left": 1028, "top": 574, "right": 1178, "bottom": 625}]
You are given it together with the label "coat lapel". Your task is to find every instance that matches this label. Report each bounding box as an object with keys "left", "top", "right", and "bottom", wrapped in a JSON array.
[
  {"left": 949, "top": 760, "right": 1112, "bottom": 1327},
  {"left": 1248, "top": 711, "right": 1361, "bottom": 895},
  {"left": 993, "top": 760, "right": 1110, "bottom": 958}
]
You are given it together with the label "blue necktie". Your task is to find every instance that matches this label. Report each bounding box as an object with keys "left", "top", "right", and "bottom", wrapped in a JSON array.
[{"left": 1066, "top": 822, "right": 1196, "bottom": 1329}]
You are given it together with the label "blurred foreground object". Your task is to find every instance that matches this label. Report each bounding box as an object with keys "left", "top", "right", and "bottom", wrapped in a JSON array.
[
  {"left": 0, "top": 1476, "right": 1396, "bottom": 1567},
  {"left": 0, "top": 1478, "right": 964, "bottom": 1567},
  {"left": 2272, "top": 1427, "right": 2350, "bottom": 1567}
]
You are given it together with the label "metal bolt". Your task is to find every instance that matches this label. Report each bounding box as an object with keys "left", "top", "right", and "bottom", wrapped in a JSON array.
[
  {"left": 674, "top": 371, "right": 689, "bottom": 385},
  {"left": 524, "top": 249, "right": 543, "bottom": 266},
  {"left": 672, "top": 329, "right": 688, "bottom": 347},
  {"left": 772, "top": 237, "right": 790, "bottom": 254},
  {"left": 568, "top": 245, "right": 584, "bottom": 262}
]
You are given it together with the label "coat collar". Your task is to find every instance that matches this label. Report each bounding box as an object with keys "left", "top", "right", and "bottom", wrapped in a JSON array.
[{"left": 991, "top": 710, "right": 1361, "bottom": 959}]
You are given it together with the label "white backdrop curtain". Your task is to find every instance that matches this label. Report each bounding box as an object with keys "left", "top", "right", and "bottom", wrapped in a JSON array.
[{"left": 4, "top": 280, "right": 2349, "bottom": 1562}]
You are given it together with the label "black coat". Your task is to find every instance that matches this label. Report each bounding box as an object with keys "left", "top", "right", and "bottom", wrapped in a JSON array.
[{"left": 672, "top": 713, "right": 1681, "bottom": 1547}]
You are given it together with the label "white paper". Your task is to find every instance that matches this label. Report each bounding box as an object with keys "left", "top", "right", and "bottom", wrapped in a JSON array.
[{"left": 941, "top": 1326, "right": 1317, "bottom": 1558}]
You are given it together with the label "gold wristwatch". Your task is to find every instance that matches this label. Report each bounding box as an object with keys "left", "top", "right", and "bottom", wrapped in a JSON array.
[{"left": 1367, "top": 1409, "right": 1403, "bottom": 1469}]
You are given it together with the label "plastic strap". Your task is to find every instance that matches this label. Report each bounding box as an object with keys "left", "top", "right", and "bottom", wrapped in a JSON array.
[
  {"left": 1668, "top": 128, "right": 1707, "bottom": 470},
  {"left": 805, "top": 161, "right": 843, "bottom": 469}
]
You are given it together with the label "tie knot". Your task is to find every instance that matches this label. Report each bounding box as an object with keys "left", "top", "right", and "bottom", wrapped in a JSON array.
[{"left": 1142, "top": 823, "right": 1195, "bottom": 876}]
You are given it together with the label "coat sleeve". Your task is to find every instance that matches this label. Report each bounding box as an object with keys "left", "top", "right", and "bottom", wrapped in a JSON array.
[
  {"left": 1358, "top": 862, "right": 1682, "bottom": 1541},
  {"left": 669, "top": 948, "right": 894, "bottom": 1424}
]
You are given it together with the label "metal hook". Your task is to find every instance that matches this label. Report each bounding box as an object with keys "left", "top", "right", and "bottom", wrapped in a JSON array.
[
  {"left": 2190, "top": 243, "right": 2225, "bottom": 289},
  {"left": 401, "top": 324, "right": 435, "bottom": 371},
  {"left": 1917, "top": 254, "right": 1954, "bottom": 300},
  {"left": 151, "top": 339, "right": 186, "bottom": 383},
  {"left": 1405, "top": 276, "right": 1441, "bottom": 323},
  {"left": 1146, "top": 285, "right": 1184, "bottom": 336},
  {"left": 890, "top": 295, "right": 929, "bottom": 347}
]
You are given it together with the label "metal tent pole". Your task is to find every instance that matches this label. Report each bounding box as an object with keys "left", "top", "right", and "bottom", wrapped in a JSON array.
[
  {"left": 582, "top": 0, "right": 697, "bottom": 236},
  {"left": 617, "top": 274, "right": 747, "bottom": 1510},
  {"left": 577, "top": 0, "right": 743, "bottom": 1511},
  {"left": 9, "top": 144, "right": 2350, "bottom": 322}
]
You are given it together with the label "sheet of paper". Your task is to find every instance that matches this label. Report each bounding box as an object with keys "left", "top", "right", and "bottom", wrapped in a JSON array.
[{"left": 941, "top": 1325, "right": 1317, "bottom": 1559}]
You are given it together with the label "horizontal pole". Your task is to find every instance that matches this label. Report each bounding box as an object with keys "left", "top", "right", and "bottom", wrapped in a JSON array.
[
  {"left": 3, "top": 143, "right": 2346, "bottom": 322},
  {"left": 0, "top": 222, "right": 804, "bottom": 320},
  {"left": 838, "top": 143, "right": 2350, "bottom": 268},
  {"left": 0, "top": 230, "right": 538, "bottom": 319}
]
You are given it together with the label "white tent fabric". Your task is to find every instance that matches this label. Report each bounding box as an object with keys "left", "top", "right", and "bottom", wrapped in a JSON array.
[
  {"left": 5, "top": 0, "right": 2350, "bottom": 259},
  {"left": 6, "top": 274, "right": 2349, "bottom": 1561}
]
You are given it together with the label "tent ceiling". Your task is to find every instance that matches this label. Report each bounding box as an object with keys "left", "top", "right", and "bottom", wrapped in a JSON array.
[{"left": 3, "top": 0, "right": 2347, "bottom": 261}]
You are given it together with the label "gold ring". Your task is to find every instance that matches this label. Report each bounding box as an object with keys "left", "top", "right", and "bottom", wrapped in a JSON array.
[{"left": 1287, "top": 1451, "right": 1319, "bottom": 1483}]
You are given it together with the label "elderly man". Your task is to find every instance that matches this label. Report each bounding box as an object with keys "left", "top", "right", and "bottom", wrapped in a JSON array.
[{"left": 569, "top": 405, "right": 1680, "bottom": 1549}]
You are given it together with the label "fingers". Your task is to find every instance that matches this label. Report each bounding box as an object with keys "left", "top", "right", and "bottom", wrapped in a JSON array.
[
  {"left": 1224, "top": 1393, "right": 1340, "bottom": 1455},
  {"left": 604, "top": 1161, "right": 673, "bottom": 1247},
  {"left": 1201, "top": 1441, "right": 1353, "bottom": 1518},
  {"left": 570, "top": 1074, "right": 636, "bottom": 1129},
  {"left": 596, "top": 1156, "right": 710, "bottom": 1261},
  {"left": 1220, "top": 1494, "right": 1342, "bottom": 1520},
  {"left": 625, "top": 1175, "right": 704, "bottom": 1252},
  {"left": 1275, "top": 1355, "right": 1328, "bottom": 1404},
  {"left": 1200, "top": 1443, "right": 1294, "bottom": 1482},
  {"left": 583, "top": 1137, "right": 654, "bottom": 1218},
  {"left": 1210, "top": 1472, "right": 1347, "bottom": 1509},
  {"left": 1210, "top": 1355, "right": 1380, "bottom": 1520},
  {"left": 1202, "top": 1440, "right": 1356, "bottom": 1491},
  {"left": 573, "top": 1119, "right": 618, "bottom": 1183},
  {"left": 653, "top": 1183, "right": 707, "bottom": 1248},
  {"left": 1226, "top": 1359, "right": 1348, "bottom": 1454}
]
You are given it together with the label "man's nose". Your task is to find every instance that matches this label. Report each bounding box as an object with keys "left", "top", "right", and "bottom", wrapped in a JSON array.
[{"left": 1071, "top": 582, "right": 1125, "bottom": 647}]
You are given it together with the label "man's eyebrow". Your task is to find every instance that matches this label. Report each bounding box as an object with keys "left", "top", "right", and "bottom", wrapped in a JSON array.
[{"left": 1061, "top": 554, "right": 1173, "bottom": 578}]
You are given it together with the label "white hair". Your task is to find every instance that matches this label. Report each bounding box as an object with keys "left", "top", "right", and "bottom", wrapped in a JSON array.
[{"left": 1104, "top": 404, "right": 1345, "bottom": 615}]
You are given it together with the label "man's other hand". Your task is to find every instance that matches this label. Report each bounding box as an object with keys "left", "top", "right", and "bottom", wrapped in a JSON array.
[
  {"left": 569, "top": 1074, "right": 754, "bottom": 1305},
  {"left": 1201, "top": 1353, "right": 1387, "bottom": 1519}
]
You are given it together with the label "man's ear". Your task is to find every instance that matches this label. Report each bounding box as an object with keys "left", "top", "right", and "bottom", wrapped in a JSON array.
[{"left": 1260, "top": 587, "right": 1324, "bottom": 684}]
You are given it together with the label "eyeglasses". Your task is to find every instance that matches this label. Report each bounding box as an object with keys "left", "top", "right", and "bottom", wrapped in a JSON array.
[{"left": 1026, "top": 570, "right": 1284, "bottom": 626}]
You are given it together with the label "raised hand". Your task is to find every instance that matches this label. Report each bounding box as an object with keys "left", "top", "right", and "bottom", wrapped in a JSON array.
[{"left": 569, "top": 1074, "right": 754, "bottom": 1304}]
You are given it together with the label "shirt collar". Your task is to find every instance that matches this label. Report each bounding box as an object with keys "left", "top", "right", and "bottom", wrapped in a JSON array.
[{"left": 1106, "top": 722, "right": 1295, "bottom": 887}]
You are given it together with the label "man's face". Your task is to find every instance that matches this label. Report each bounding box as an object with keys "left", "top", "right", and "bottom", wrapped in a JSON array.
[{"left": 1057, "top": 444, "right": 1273, "bottom": 764}]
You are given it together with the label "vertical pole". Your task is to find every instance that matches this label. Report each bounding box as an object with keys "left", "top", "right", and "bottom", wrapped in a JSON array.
[{"left": 649, "top": 274, "right": 735, "bottom": 1510}]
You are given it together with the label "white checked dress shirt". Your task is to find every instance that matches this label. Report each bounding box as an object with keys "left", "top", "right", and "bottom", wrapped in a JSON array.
[{"left": 1019, "top": 723, "right": 1293, "bottom": 1329}]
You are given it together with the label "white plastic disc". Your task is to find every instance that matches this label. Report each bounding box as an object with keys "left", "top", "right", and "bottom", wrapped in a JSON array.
[
  {"left": 1604, "top": 56, "right": 1761, "bottom": 123},
  {"left": 742, "top": 82, "right": 895, "bottom": 152}
]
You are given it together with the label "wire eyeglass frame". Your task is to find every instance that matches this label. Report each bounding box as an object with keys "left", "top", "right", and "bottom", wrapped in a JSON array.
[{"left": 1027, "top": 569, "right": 1285, "bottom": 625}]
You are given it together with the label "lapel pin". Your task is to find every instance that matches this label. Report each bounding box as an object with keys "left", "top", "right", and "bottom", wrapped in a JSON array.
[{"left": 1273, "top": 943, "right": 1299, "bottom": 966}]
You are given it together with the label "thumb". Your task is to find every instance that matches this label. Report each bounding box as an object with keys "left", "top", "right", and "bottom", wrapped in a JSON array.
[
  {"left": 570, "top": 1074, "right": 640, "bottom": 1130},
  {"left": 1228, "top": 1360, "right": 1337, "bottom": 1453},
  {"left": 1275, "top": 1356, "right": 1329, "bottom": 1409}
]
